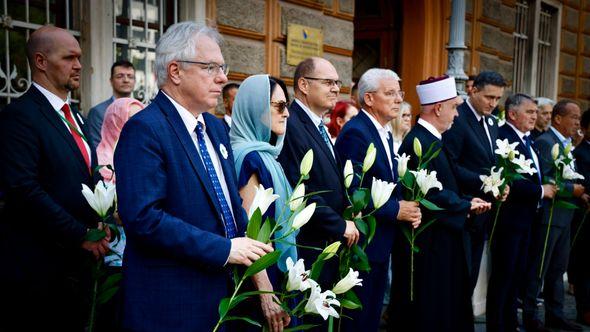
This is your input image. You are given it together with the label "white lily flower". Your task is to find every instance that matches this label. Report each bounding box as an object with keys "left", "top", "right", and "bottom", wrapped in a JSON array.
[
  {"left": 286, "top": 257, "right": 312, "bottom": 292},
  {"left": 289, "top": 183, "right": 305, "bottom": 212},
  {"left": 321, "top": 241, "right": 341, "bottom": 260},
  {"left": 494, "top": 139, "right": 520, "bottom": 159},
  {"left": 248, "top": 184, "right": 280, "bottom": 219},
  {"left": 292, "top": 202, "right": 316, "bottom": 230},
  {"left": 413, "top": 137, "right": 422, "bottom": 158},
  {"left": 371, "top": 177, "right": 396, "bottom": 209},
  {"left": 300, "top": 149, "right": 314, "bottom": 177},
  {"left": 81, "top": 180, "right": 116, "bottom": 218},
  {"left": 563, "top": 164, "right": 585, "bottom": 180},
  {"left": 332, "top": 268, "right": 363, "bottom": 294},
  {"left": 479, "top": 167, "right": 505, "bottom": 197},
  {"left": 395, "top": 153, "right": 411, "bottom": 178},
  {"left": 344, "top": 160, "right": 354, "bottom": 189},
  {"left": 362, "top": 143, "right": 376, "bottom": 173},
  {"left": 512, "top": 154, "right": 538, "bottom": 176},
  {"left": 551, "top": 143, "right": 560, "bottom": 161},
  {"left": 305, "top": 280, "right": 340, "bottom": 320},
  {"left": 410, "top": 169, "right": 443, "bottom": 196}
]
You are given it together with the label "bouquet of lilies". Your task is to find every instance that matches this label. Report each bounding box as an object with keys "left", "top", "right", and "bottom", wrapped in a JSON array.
[
  {"left": 483, "top": 138, "right": 538, "bottom": 249},
  {"left": 538, "top": 143, "right": 584, "bottom": 278},
  {"left": 80, "top": 180, "right": 121, "bottom": 332},
  {"left": 397, "top": 138, "right": 444, "bottom": 301}
]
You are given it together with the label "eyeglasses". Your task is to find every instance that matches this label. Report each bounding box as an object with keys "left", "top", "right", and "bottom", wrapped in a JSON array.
[
  {"left": 271, "top": 101, "right": 288, "bottom": 113},
  {"left": 304, "top": 77, "right": 342, "bottom": 89},
  {"left": 177, "top": 60, "right": 229, "bottom": 76}
]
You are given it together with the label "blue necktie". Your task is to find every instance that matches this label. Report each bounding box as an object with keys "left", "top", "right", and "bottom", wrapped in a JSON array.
[
  {"left": 196, "top": 122, "right": 238, "bottom": 238},
  {"left": 387, "top": 131, "right": 396, "bottom": 180},
  {"left": 318, "top": 122, "right": 334, "bottom": 158}
]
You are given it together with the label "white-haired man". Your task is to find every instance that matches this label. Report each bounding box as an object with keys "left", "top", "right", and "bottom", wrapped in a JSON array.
[
  {"left": 114, "top": 22, "right": 273, "bottom": 331},
  {"left": 388, "top": 75, "right": 491, "bottom": 332},
  {"left": 532, "top": 97, "right": 555, "bottom": 140}
]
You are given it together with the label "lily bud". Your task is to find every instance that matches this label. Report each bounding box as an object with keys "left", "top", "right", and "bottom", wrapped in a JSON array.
[
  {"left": 551, "top": 143, "right": 560, "bottom": 161},
  {"left": 321, "top": 241, "right": 341, "bottom": 260},
  {"left": 292, "top": 202, "right": 316, "bottom": 230},
  {"left": 289, "top": 183, "right": 305, "bottom": 211},
  {"left": 343, "top": 160, "right": 354, "bottom": 189},
  {"left": 413, "top": 137, "right": 422, "bottom": 158},
  {"left": 362, "top": 143, "right": 376, "bottom": 173},
  {"left": 508, "top": 150, "right": 516, "bottom": 161},
  {"left": 300, "top": 149, "right": 314, "bottom": 177},
  {"left": 564, "top": 142, "right": 572, "bottom": 156},
  {"left": 332, "top": 268, "right": 363, "bottom": 294}
]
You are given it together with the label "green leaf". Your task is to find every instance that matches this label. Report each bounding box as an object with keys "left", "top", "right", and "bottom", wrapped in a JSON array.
[
  {"left": 97, "top": 286, "right": 119, "bottom": 305},
  {"left": 232, "top": 266, "right": 240, "bottom": 286},
  {"left": 343, "top": 206, "right": 354, "bottom": 220},
  {"left": 366, "top": 215, "right": 377, "bottom": 245},
  {"left": 284, "top": 324, "right": 320, "bottom": 331},
  {"left": 84, "top": 229, "right": 107, "bottom": 242},
  {"left": 246, "top": 208, "right": 262, "bottom": 239},
  {"left": 555, "top": 200, "right": 579, "bottom": 210},
  {"left": 98, "top": 273, "right": 122, "bottom": 293},
  {"left": 412, "top": 246, "right": 420, "bottom": 253},
  {"left": 310, "top": 259, "right": 326, "bottom": 281},
  {"left": 341, "top": 290, "right": 363, "bottom": 310},
  {"left": 243, "top": 250, "right": 281, "bottom": 278},
  {"left": 354, "top": 218, "right": 368, "bottom": 235},
  {"left": 340, "top": 298, "right": 362, "bottom": 309},
  {"left": 257, "top": 218, "right": 272, "bottom": 243},
  {"left": 351, "top": 244, "right": 370, "bottom": 271},
  {"left": 400, "top": 226, "right": 412, "bottom": 244},
  {"left": 419, "top": 198, "right": 443, "bottom": 211},
  {"left": 415, "top": 218, "right": 437, "bottom": 237},
  {"left": 219, "top": 297, "right": 231, "bottom": 318},
  {"left": 352, "top": 188, "right": 370, "bottom": 212},
  {"left": 222, "top": 316, "right": 262, "bottom": 327}
]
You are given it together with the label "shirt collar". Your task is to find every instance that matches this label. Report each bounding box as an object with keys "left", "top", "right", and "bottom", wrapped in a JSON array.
[
  {"left": 506, "top": 121, "right": 529, "bottom": 141},
  {"left": 549, "top": 126, "right": 571, "bottom": 146},
  {"left": 295, "top": 98, "right": 323, "bottom": 127},
  {"left": 224, "top": 114, "right": 232, "bottom": 126},
  {"left": 466, "top": 98, "right": 483, "bottom": 122},
  {"left": 418, "top": 118, "right": 442, "bottom": 140},
  {"left": 162, "top": 90, "right": 204, "bottom": 134},
  {"left": 362, "top": 109, "right": 391, "bottom": 138},
  {"left": 33, "top": 82, "right": 69, "bottom": 112}
]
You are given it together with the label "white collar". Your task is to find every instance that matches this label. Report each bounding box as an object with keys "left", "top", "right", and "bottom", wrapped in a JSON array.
[
  {"left": 224, "top": 114, "right": 232, "bottom": 126},
  {"left": 549, "top": 126, "right": 571, "bottom": 146},
  {"left": 295, "top": 98, "right": 323, "bottom": 127},
  {"left": 418, "top": 118, "right": 442, "bottom": 140},
  {"left": 362, "top": 109, "right": 391, "bottom": 137},
  {"left": 466, "top": 98, "right": 483, "bottom": 122},
  {"left": 162, "top": 90, "right": 205, "bottom": 134},
  {"left": 506, "top": 121, "right": 529, "bottom": 141},
  {"left": 33, "top": 82, "right": 69, "bottom": 112}
]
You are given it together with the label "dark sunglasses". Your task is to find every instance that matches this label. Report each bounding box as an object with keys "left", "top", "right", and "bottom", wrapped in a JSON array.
[{"left": 271, "top": 101, "right": 288, "bottom": 113}]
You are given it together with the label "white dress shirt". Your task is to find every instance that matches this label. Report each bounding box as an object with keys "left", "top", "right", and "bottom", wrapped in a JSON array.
[
  {"left": 466, "top": 98, "right": 494, "bottom": 153},
  {"left": 224, "top": 114, "right": 232, "bottom": 128},
  {"left": 549, "top": 126, "right": 572, "bottom": 147},
  {"left": 295, "top": 98, "right": 335, "bottom": 158},
  {"left": 506, "top": 121, "right": 544, "bottom": 199},
  {"left": 33, "top": 82, "right": 91, "bottom": 164},
  {"left": 163, "top": 92, "right": 235, "bottom": 220},
  {"left": 362, "top": 109, "right": 394, "bottom": 175}
]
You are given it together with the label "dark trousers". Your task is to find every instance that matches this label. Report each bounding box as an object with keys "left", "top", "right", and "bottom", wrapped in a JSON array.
[
  {"left": 341, "top": 261, "right": 388, "bottom": 332},
  {"left": 570, "top": 210, "right": 590, "bottom": 317},
  {"left": 486, "top": 227, "right": 531, "bottom": 332},
  {"left": 523, "top": 223, "right": 571, "bottom": 321}
]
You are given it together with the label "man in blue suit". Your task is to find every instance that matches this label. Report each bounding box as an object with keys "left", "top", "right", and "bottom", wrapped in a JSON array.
[
  {"left": 114, "top": 22, "right": 273, "bottom": 331},
  {"left": 443, "top": 71, "right": 508, "bottom": 291},
  {"left": 486, "top": 94, "right": 557, "bottom": 332},
  {"left": 335, "top": 68, "right": 421, "bottom": 331},
  {"left": 523, "top": 99, "right": 586, "bottom": 332}
]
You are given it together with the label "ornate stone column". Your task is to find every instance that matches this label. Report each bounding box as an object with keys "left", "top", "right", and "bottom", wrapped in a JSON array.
[{"left": 446, "top": 0, "right": 468, "bottom": 96}]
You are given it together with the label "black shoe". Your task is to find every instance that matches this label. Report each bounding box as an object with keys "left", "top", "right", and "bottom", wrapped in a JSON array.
[
  {"left": 523, "top": 318, "right": 550, "bottom": 332},
  {"left": 545, "top": 316, "right": 583, "bottom": 331}
]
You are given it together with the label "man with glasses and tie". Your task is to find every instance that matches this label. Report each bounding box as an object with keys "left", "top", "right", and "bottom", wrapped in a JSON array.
[
  {"left": 114, "top": 22, "right": 273, "bottom": 331},
  {"left": 486, "top": 94, "right": 557, "bottom": 332},
  {"left": 0, "top": 26, "right": 112, "bottom": 331},
  {"left": 278, "top": 57, "right": 360, "bottom": 293},
  {"left": 334, "top": 68, "right": 422, "bottom": 330},
  {"left": 443, "top": 70, "right": 509, "bottom": 294}
]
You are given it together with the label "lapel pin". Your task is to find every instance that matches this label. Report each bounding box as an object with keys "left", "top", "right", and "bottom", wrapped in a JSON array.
[
  {"left": 219, "top": 143, "right": 228, "bottom": 160},
  {"left": 487, "top": 117, "right": 494, "bottom": 127}
]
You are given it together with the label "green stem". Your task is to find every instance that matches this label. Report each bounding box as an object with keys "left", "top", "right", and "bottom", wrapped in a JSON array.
[
  {"left": 571, "top": 210, "right": 589, "bottom": 248},
  {"left": 328, "top": 316, "right": 334, "bottom": 332},
  {"left": 410, "top": 228, "right": 415, "bottom": 302},
  {"left": 337, "top": 306, "right": 343, "bottom": 332},
  {"left": 212, "top": 277, "right": 246, "bottom": 332},
  {"left": 538, "top": 197, "right": 556, "bottom": 279},
  {"left": 487, "top": 201, "right": 503, "bottom": 252},
  {"left": 87, "top": 260, "right": 101, "bottom": 332}
]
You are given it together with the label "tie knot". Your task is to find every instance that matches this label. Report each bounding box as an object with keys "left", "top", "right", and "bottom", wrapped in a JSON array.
[
  {"left": 61, "top": 103, "right": 71, "bottom": 115},
  {"left": 196, "top": 121, "right": 205, "bottom": 134}
]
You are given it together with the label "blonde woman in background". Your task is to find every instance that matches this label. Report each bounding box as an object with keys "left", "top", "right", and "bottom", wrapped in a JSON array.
[{"left": 389, "top": 101, "right": 413, "bottom": 154}]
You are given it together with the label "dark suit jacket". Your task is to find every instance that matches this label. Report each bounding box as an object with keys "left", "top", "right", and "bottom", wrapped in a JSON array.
[
  {"left": 496, "top": 124, "right": 543, "bottom": 232},
  {"left": 0, "top": 85, "right": 99, "bottom": 290},
  {"left": 334, "top": 110, "right": 400, "bottom": 263},
  {"left": 115, "top": 91, "right": 247, "bottom": 331},
  {"left": 86, "top": 96, "right": 114, "bottom": 149},
  {"left": 278, "top": 101, "right": 347, "bottom": 249},
  {"left": 535, "top": 129, "right": 578, "bottom": 227},
  {"left": 573, "top": 141, "right": 590, "bottom": 189}
]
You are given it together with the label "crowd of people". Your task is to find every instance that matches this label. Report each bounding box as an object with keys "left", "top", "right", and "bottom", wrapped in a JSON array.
[{"left": 0, "top": 21, "right": 589, "bottom": 332}]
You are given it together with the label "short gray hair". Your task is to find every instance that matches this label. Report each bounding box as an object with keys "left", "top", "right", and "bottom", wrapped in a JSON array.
[
  {"left": 357, "top": 68, "right": 401, "bottom": 108},
  {"left": 155, "top": 21, "right": 223, "bottom": 88},
  {"left": 535, "top": 97, "right": 556, "bottom": 108}
]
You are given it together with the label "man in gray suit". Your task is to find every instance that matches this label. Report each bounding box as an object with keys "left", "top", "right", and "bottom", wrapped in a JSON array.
[
  {"left": 523, "top": 99, "right": 586, "bottom": 332},
  {"left": 86, "top": 59, "right": 135, "bottom": 148}
]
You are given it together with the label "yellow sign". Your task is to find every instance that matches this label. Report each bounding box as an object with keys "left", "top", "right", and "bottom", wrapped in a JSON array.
[{"left": 287, "top": 24, "right": 323, "bottom": 66}]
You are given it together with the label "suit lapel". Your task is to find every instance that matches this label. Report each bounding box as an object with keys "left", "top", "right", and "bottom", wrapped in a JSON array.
[
  {"left": 358, "top": 111, "right": 394, "bottom": 181},
  {"left": 292, "top": 102, "right": 338, "bottom": 170},
  {"left": 29, "top": 86, "right": 90, "bottom": 176},
  {"left": 463, "top": 105, "right": 494, "bottom": 162},
  {"left": 155, "top": 93, "right": 224, "bottom": 219}
]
